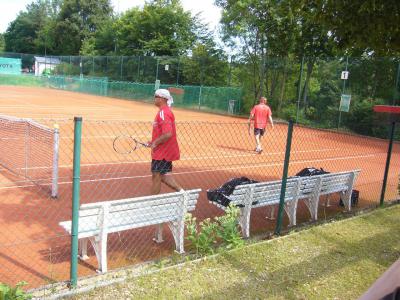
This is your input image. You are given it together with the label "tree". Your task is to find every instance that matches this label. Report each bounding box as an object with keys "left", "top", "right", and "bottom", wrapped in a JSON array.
[
  {"left": 4, "top": 0, "right": 61, "bottom": 54},
  {"left": 315, "top": 0, "right": 400, "bottom": 56},
  {"left": 113, "top": 0, "right": 197, "bottom": 56},
  {"left": 181, "top": 41, "right": 229, "bottom": 86},
  {"left": 53, "top": 0, "right": 113, "bottom": 55},
  {"left": 292, "top": 1, "right": 335, "bottom": 111},
  {"left": 216, "top": 0, "right": 300, "bottom": 112},
  {"left": 0, "top": 34, "right": 4, "bottom": 51}
]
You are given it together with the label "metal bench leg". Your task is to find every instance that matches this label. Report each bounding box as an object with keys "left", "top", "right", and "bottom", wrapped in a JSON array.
[
  {"left": 78, "top": 238, "right": 89, "bottom": 260},
  {"left": 266, "top": 206, "right": 276, "bottom": 220},
  {"left": 153, "top": 224, "right": 164, "bottom": 243},
  {"left": 342, "top": 190, "right": 352, "bottom": 211},
  {"left": 323, "top": 195, "right": 331, "bottom": 207},
  {"left": 305, "top": 196, "right": 319, "bottom": 221},
  {"left": 284, "top": 201, "right": 298, "bottom": 226},
  {"left": 168, "top": 220, "right": 185, "bottom": 254},
  {"left": 238, "top": 206, "right": 252, "bottom": 238},
  {"left": 89, "top": 235, "right": 108, "bottom": 273}
]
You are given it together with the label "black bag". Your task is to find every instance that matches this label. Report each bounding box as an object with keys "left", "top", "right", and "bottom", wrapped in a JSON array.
[
  {"left": 339, "top": 190, "right": 359, "bottom": 207},
  {"left": 295, "top": 167, "right": 330, "bottom": 177},
  {"left": 207, "top": 177, "right": 259, "bottom": 207}
]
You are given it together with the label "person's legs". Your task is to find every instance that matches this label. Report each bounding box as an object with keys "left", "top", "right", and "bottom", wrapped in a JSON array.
[
  {"left": 255, "top": 128, "right": 265, "bottom": 153},
  {"left": 151, "top": 172, "right": 162, "bottom": 194},
  {"left": 254, "top": 134, "right": 261, "bottom": 151},
  {"left": 150, "top": 160, "right": 165, "bottom": 243},
  {"left": 161, "top": 173, "right": 182, "bottom": 191}
]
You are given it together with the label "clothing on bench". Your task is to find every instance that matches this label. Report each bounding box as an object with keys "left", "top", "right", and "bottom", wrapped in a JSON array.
[
  {"left": 59, "top": 189, "right": 201, "bottom": 273},
  {"left": 298, "top": 170, "right": 360, "bottom": 221},
  {"left": 209, "top": 178, "right": 302, "bottom": 238}
]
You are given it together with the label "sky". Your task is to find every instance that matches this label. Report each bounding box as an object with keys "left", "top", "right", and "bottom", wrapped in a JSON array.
[{"left": 0, "top": 0, "right": 222, "bottom": 33}]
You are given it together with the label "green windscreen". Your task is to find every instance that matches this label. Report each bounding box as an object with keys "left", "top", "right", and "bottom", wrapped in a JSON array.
[{"left": 0, "top": 58, "right": 21, "bottom": 75}]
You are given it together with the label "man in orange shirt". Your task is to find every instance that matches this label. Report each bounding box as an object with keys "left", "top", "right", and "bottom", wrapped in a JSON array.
[{"left": 248, "top": 96, "right": 274, "bottom": 153}]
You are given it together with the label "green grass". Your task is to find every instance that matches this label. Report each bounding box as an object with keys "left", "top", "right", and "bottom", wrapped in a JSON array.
[{"left": 72, "top": 205, "right": 400, "bottom": 299}]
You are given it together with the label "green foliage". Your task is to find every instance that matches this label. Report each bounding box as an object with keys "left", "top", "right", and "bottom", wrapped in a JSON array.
[
  {"left": 181, "top": 43, "right": 229, "bottom": 86},
  {"left": 185, "top": 206, "right": 244, "bottom": 256},
  {"left": 315, "top": 0, "right": 400, "bottom": 55},
  {"left": 0, "top": 281, "right": 32, "bottom": 300},
  {"left": 53, "top": 0, "right": 113, "bottom": 55},
  {"left": 185, "top": 214, "right": 218, "bottom": 256},
  {"left": 281, "top": 103, "right": 298, "bottom": 121},
  {"left": 114, "top": 0, "right": 197, "bottom": 56},
  {"left": 215, "top": 205, "right": 244, "bottom": 249},
  {"left": 54, "top": 63, "right": 80, "bottom": 76},
  {"left": 4, "top": 0, "right": 61, "bottom": 54},
  {"left": 0, "top": 34, "right": 4, "bottom": 52}
]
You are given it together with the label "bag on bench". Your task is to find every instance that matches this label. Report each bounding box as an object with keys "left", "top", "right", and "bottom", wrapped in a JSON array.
[
  {"left": 207, "top": 177, "right": 259, "bottom": 207},
  {"left": 295, "top": 167, "right": 329, "bottom": 177}
]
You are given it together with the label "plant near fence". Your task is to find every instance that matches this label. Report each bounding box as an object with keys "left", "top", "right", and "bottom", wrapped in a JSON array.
[
  {"left": 185, "top": 205, "right": 244, "bottom": 256},
  {"left": 0, "top": 281, "right": 32, "bottom": 300},
  {"left": 185, "top": 214, "right": 218, "bottom": 256},
  {"left": 215, "top": 205, "right": 244, "bottom": 250}
]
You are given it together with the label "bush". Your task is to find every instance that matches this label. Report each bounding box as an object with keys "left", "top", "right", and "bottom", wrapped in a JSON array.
[
  {"left": 185, "top": 205, "right": 244, "bottom": 256},
  {"left": 215, "top": 205, "right": 244, "bottom": 249},
  {"left": 185, "top": 214, "right": 218, "bottom": 256},
  {"left": 0, "top": 281, "right": 32, "bottom": 300}
]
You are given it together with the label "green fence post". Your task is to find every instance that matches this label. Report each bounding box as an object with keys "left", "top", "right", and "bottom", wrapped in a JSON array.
[
  {"left": 380, "top": 121, "right": 396, "bottom": 207},
  {"left": 70, "top": 116, "right": 83, "bottom": 288},
  {"left": 275, "top": 120, "right": 294, "bottom": 235},
  {"left": 296, "top": 56, "right": 304, "bottom": 123}
]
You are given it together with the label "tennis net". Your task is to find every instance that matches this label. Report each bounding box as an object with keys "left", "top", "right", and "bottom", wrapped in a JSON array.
[{"left": 0, "top": 114, "right": 59, "bottom": 197}]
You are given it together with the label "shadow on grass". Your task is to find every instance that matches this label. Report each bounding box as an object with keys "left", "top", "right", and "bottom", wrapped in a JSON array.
[{"left": 190, "top": 209, "right": 400, "bottom": 299}]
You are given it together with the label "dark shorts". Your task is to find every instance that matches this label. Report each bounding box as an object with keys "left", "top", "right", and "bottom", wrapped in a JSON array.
[
  {"left": 151, "top": 159, "right": 173, "bottom": 174},
  {"left": 254, "top": 128, "right": 266, "bottom": 136}
]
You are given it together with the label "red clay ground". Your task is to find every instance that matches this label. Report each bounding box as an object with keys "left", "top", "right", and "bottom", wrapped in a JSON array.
[{"left": 0, "top": 85, "right": 398, "bottom": 289}]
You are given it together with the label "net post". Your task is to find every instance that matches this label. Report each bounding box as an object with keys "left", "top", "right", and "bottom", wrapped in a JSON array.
[
  {"left": 51, "top": 124, "right": 59, "bottom": 198},
  {"left": 70, "top": 116, "right": 83, "bottom": 288},
  {"left": 275, "top": 120, "right": 294, "bottom": 235},
  {"left": 24, "top": 121, "right": 30, "bottom": 178}
]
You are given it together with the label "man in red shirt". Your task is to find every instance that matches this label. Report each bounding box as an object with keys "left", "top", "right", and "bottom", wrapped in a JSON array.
[
  {"left": 149, "top": 89, "right": 183, "bottom": 195},
  {"left": 248, "top": 96, "right": 274, "bottom": 153}
]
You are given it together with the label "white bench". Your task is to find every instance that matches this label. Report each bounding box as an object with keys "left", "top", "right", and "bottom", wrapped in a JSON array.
[
  {"left": 209, "top": 170, "right": 360, "bottom": 238},
  {"left": 209, "top": 178, "right": 301, "bottom": 238},
  {"left": 299, "top": 170, "right": 360, "bottom": 221},
  {"left": 59, "top": 189, "right": 201, "bottom": 273}
]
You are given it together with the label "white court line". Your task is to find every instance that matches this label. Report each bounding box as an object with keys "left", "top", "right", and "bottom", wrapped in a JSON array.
[
  {"left": 0, "top": 153, "right": 377, "bottom": 190},
  {"left": 0, "top": 149, "right": 384, "bottom": 171}
]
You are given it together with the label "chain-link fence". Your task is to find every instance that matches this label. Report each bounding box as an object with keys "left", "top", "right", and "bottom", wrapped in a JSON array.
[
  {"left": 1, "top": 52, "right": 399, "bottom": 134},
  {"left": 0, "top": 115, "right": 399, "bottom": 293}
]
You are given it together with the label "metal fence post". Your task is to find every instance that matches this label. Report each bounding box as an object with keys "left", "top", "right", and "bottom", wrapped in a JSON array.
[
  {"left": 70, "top": 116, "right": 82, "bottom": 288},
  {"left": 275, "top": 120, "right": 294, "bottom": 235},
  {"left": 296, "top": 56, "right": 304, "bottom": 123},
  {"left": 380, "top": 121, "right": 396, "bottom": 206}
]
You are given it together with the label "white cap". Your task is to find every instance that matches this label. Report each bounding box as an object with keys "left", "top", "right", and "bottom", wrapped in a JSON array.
[{"left": 155, "top": 89, "right": 174, "bottom": 107}]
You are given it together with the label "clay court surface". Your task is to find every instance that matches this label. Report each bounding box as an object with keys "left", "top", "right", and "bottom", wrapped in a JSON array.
[{"left": 0, "top": 85, "right": 399, "bottom": 289}]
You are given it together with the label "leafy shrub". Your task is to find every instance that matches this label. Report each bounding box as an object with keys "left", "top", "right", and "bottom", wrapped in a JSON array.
[
  {"left": 185, "top": 206, "right": 244, "bottom": 256},
  {"left": 215, "top": 205, "right": 244, "bottom": 249},
  {"left": 0, "top": 281, "right": 32, "bottom": 300},
  {"left": 185, "top": 214, "right": 218, "bottom": 256},
  {"left": 280, "top": 103, "right": 297, "bottom": 121}
]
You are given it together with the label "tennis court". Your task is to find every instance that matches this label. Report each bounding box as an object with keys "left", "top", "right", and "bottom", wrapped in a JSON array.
[{"left": 0, "top": 85, "right": 399, "bottom": 289}]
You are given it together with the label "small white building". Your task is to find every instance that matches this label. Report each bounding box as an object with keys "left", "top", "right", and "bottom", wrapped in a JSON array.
[{"left": 34, "top": 56, "right": 61, "bottom": 76}]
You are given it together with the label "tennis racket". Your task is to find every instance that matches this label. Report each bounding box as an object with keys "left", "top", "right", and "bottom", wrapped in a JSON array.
[{"left": 113, "top": 135, "right": 150, "bottom": 154}]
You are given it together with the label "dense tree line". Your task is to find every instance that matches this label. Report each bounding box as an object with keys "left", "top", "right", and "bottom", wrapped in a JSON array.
[{"left": 2, "top": 0, "right": 400, "bottom": 136}]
